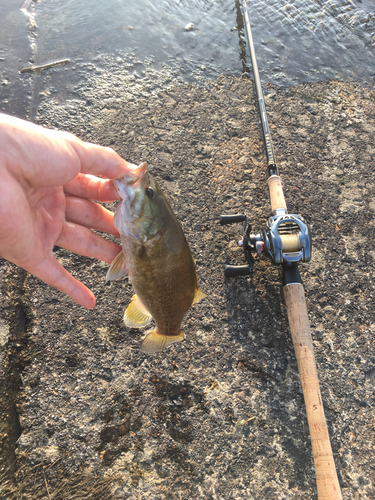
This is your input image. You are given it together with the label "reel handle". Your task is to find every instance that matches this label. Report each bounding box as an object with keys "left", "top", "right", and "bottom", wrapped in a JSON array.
[
  {"left": 224, "top": 265, "right": 251, "bottom": 278},
  {"left": 220, "top": 214, "right": 246, "bottom": 225}
]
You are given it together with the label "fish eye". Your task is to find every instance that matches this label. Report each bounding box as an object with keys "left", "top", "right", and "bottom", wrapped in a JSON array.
[{"left": 145, "top": 187, "right": 155, "bottom": 199}]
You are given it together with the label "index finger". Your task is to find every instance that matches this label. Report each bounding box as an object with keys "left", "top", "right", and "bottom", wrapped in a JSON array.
[
  {"left": 64, "top": 173, "right": 120, "bottom": 202},
  {"left": 63, "top": 133, "right": 137, "bottom": 179}
]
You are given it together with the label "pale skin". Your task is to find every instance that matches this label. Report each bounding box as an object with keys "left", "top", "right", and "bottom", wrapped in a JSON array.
[{"left": 0, "top": 113, "right": 135, "bottom": 308}]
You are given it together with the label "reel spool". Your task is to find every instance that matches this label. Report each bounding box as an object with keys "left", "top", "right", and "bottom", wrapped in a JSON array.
[{"left": 261, "top": 213, "right": 311, "bottom": 265}]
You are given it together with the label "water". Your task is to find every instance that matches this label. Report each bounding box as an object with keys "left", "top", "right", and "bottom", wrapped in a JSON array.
[{"left": 0, "top": 0, "right": 374, "bottom": 118}]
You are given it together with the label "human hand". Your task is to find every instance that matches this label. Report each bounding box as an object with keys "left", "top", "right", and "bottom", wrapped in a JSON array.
[{"left": 0, "top": 113, "right": 134, "bottom": 308}]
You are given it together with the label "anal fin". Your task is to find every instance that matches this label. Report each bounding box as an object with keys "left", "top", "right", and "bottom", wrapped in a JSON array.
[
  {"left": 124, "top": 295, "right": 152, "bottom": 328},
  {"left": 141, "top": 330, "right": 184, "bottom": 353}
]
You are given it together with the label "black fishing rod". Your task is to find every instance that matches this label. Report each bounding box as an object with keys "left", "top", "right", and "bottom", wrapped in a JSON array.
[
  {"left": 241, "top": 3, "right": 277, "bottom": 177},
  {"left": 220, "top": 1, "right": 342, "bottom": 499}
]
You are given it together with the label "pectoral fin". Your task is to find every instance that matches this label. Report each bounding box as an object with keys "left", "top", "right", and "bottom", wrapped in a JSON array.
[
  {"left": 141, "top": 329, "right": 184, "bottom": 353},
  {"left": 124, "top": 295, "right": 152, "bottom": 328},
  {"left": 106, "top": 251, "right": 127, "bottom": 281},
  {"left": 192, "top": 287, "right": 207, "bottom": 305}
]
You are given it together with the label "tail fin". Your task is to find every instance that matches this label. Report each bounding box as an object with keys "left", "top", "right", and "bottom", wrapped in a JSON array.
[{"left": 141, "top": 329, "right": 184, "bottom": 353}]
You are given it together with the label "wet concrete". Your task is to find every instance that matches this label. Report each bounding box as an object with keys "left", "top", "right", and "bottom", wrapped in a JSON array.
[
  {"left": 0, "top": 1, "right": 33, "bottom": 119},
  {"left": 0, "top": 68, "right": 374, "bottom": 499}
]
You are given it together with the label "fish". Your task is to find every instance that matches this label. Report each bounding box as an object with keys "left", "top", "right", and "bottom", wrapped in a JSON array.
[{"left": 106, "top": 162, "right": 206, "bottom": 353}]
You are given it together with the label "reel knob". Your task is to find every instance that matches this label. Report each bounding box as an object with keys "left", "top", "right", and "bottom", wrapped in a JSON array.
[{"left": 224, "top": 265, "right": 251, "bottom": 278}]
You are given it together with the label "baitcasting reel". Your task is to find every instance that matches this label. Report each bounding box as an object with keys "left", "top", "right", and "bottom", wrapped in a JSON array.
[{"left": 220, "top": 212, "right": 312, "bottom": 278}]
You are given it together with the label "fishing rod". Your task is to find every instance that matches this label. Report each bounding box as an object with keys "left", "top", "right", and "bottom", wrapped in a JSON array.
[{"left": 220, "top": 1, "right": 343, "bottom": 499}]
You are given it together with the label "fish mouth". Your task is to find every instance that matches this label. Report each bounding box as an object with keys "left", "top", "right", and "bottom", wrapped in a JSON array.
[
  {"left": 122, "top": 162, "right": 148, "bottom": 186},
  {"left": 113, "top": 162, "right": 148, "bottom": 199}
]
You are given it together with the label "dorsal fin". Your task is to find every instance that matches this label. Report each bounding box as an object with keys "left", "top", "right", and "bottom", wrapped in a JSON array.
[{"left": 192, "top": 287, "right": 207, "bottom": 305}]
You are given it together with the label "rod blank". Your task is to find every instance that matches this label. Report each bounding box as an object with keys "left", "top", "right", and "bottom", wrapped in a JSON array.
[{"left": 241, "top": 0, "right": 277, "bottom": 176}]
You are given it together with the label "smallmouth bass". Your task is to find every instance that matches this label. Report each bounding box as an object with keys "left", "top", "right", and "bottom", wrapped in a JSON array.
[{"left": 107, "top": 162, "right": 206, "bottom": 353}]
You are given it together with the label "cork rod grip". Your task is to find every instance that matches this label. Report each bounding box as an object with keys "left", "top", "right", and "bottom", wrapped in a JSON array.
[
  {"left": 267, "top": 175, "right": 287, "bottom": 213},
  {"left": 283, "top": 284, "right": 342, "bottom": 500}
]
